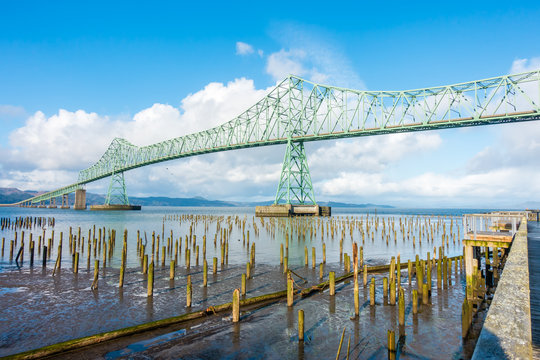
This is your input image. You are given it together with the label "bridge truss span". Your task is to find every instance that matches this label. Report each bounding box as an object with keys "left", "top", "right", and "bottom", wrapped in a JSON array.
[{"left": 19, "top": 70, "right": 540, "bottom": 206}]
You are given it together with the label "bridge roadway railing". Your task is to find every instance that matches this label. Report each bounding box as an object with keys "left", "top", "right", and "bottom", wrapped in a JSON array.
[{"left": 18, "top": 70, "right": 540, "bottom": 205}]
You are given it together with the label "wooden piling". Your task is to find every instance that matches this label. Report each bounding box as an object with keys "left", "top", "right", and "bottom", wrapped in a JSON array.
[
  {"left": 29, "top": 241, "right": 34, "bottom": 266},
  {"left": 170, "top": 260, "right": 175, "bottom": 280},
  {"left": 398, "top": 287, "right": 405, "bottom": 326},
  {"left": 417, "top": 260, "right": 424, "bottom": 294},
  {"left": 147, "top": 261, "right": 154, "bottom": 297},
  {"left": 383, "top": 277, "right": 388, "bottom": 298},
  {"left": 203, "top": 259, "right": 208, "bottom": 286},
  {"left": 329, "top": 271, "right": 335, "bottom": 296},
  {"left": 363, "top": 264, "right": 368, "bottom": 286},
  {"left": 387, "top": 330, "right": 396, "bottom": 357},
  {"left": 74, "top": 252, "right": 79, "bottom": 273},
  {"left": 298, "top": 309, "right": 304, "bottom": 341},
  {"left": 422, "top": 283, "right": 429, "bottom": 304},
  {"left": 232, "top": 288, "right": 240, "bottom": 322},
  {"left": 241, "top": 273, "right": 246, "bottom": 295},
  {"left": 213, "top": 257, "right": 217, "bottom": 275},
  {"left": 91, "top": 260, "right": 99, "bottom": 290},
  {"left": 186, "top": 275, "right": 192, "bottom": 307},
  {"left": 287, "top": 272, "right": 294, "bottom": 307},
  {"left": 390, "top": 277, "right": 396, "bottom": 306},
  {"left": 370, "top": 278, "right": 375, "bottom": 306}
]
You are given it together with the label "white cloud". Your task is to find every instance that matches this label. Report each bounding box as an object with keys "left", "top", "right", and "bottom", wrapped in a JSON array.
[
  {"left": 235, "top": 41, "right": 254, "bottom": 56},
  {"left": 8, "top": 109, "right": 113, "bottom": 170},
  {"left": 510, "top": 57, "right": 540, "bottom": 73},
  {"left": 266, "top": 23, "right": 365, "bottom": 89},
  {"left": 266, "top": 49, "right": 308, "bottom": 81},
  {"left": 310, "top": 133, "right": 442, "bottom": 176},
  {"left": 1, "top": 78, "right": 279, "bottom": 200}
]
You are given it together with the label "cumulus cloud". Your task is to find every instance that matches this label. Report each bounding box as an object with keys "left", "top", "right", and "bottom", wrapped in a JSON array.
[
  {"left": 510, "top": 57, "right": 540, "bottom": 73},
  {"left": 1, "top": 78, "right": 280, "bottom": 200},
  {"left": 235, "top": 41, "right": 254, "bottom": 55},
  {"left": 318, "top": 166, "right": 540, "bottom": 207},
  {"left": 310, "top": 133, "right": 442, "bottom": 175}
]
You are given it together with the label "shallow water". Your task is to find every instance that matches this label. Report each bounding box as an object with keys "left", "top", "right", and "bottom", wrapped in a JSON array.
[{"left": 0, "top": 206, "right": 483, "bottom": 358}]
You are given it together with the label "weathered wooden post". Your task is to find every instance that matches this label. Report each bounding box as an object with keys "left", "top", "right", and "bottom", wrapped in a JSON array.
[
  {"left": 298, "top": 309, "right": 304, "bottom": 341},
  {"left": 398, "top": 287, "right": 405, "bottom": 326},
  {"left": 287, "top": 271, "right": 294, "bottom": 307},
  {"left": 91, "top": 260, "right": 99, "bottom": 290},
  {"left": 170, "top": 260, "right": 175, "bottom": 280},
  {"left": 186, "top": 275, "right": 192, "bottom": 307},
  {"left": 74, "top": 252, "right": 79, "bottom": 273},
  {"left": 388, "top": 330, "right": 396, "bottom": 359},
  {"left": 329, "top": 271, "right": 336, "bottom": 296},
  {"left": 390, "top": 277, "right": 396, "bottom": 306},
  {"left": 370, "top": 278, "right": 375, "bottom": 306},
  {"left": 232, "top": 288, "right": 240, "bottom": 322},
  {"left": 147, "top": 261, "right": 154, "bottom": 297},
  {"left": 203, "top": 259, "right": 208, "bottom": 286}
]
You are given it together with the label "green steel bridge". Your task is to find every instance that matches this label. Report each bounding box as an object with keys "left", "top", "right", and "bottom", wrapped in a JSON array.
[{"left": 17, "top": 70, "right": 540, "bottom": 207}]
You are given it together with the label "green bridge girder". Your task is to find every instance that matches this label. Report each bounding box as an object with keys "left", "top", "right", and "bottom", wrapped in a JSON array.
[{"left": 17, "top": 70, "right": 540, "bottom": 206}]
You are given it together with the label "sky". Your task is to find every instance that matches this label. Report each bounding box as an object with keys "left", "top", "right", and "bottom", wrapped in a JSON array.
[{"left": 0, "top": 0, "right": 540, "bottom": 208}]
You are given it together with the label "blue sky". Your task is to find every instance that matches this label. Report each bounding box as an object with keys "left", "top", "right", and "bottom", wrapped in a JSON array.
[{"left": 1, "top": 1, "right": 539, "bottom": 208}]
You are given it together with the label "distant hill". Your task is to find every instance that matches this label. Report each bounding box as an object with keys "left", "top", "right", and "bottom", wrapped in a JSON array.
[
  {"left": 0, "top": 187, "right": 393, "bottom": 208},
  {"left": 0, "top": 188, "right": 44, "bottom": 204}
]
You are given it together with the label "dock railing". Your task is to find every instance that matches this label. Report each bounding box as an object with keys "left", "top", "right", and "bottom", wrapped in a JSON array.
[{"left": 463, "top": 212, "right": 524, "bottom": 241}]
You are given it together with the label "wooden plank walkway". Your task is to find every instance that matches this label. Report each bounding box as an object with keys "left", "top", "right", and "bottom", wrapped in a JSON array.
[{"left": 528, "top": 221, "right": 540, "bottom": 358}]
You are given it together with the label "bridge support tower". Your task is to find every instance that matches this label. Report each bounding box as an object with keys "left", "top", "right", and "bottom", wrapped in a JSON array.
[
  {"left": 74, "top": 189, "right": 87, "bottom": 210},
  {"left": 90, "top": 171, "right": 141, "bottom": 210},
  {"left": 256, "top": 140, "right": 330, "bottom": 217}
]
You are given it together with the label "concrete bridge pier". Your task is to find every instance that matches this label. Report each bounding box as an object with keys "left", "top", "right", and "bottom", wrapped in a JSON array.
[
  {"left": 48, "top": 197, "right": 57, "bottom": 208},
  {"left": 74, "top": 189, "right": 87, "bottom": 210},
  {"left": 61, "top": 194, "right": 70, "bottom": 209}
]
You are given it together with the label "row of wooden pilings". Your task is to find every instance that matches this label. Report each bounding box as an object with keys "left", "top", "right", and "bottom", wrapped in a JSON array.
[
  {"left": 0, "top": 216, "right": 54, "bottom": 231},
  {"left": 1, "top": 212, "right": 465, "bottom": 359}
]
